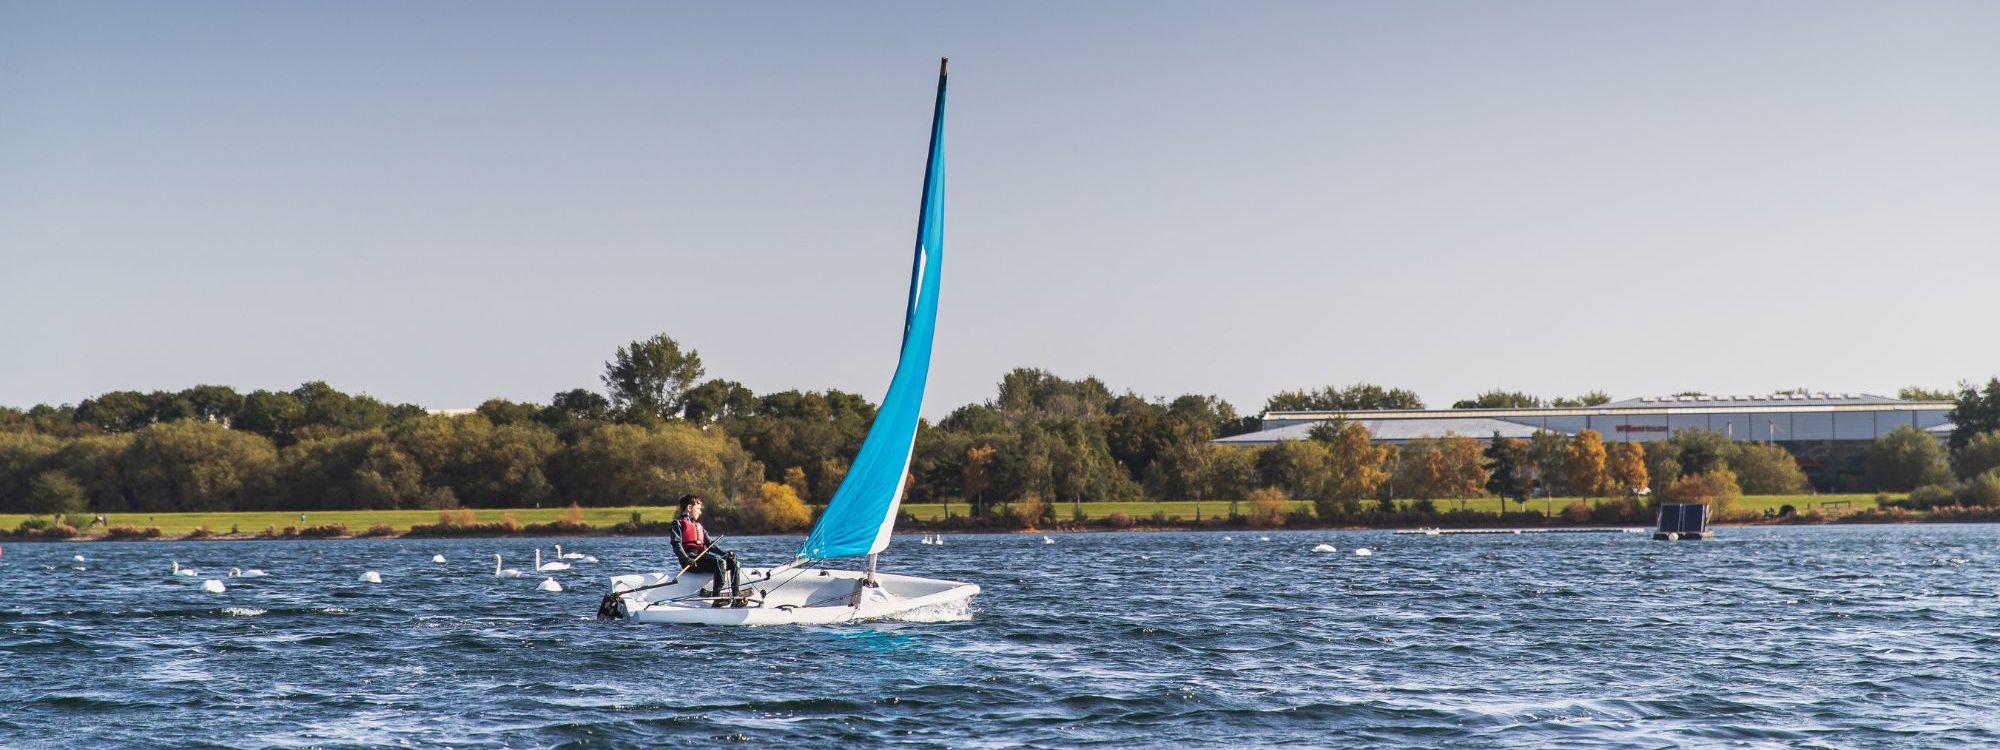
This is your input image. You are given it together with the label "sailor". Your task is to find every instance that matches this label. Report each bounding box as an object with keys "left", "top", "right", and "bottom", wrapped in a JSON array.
[{"left": 672, "top": 494, "right": 743, "bottom": 607}]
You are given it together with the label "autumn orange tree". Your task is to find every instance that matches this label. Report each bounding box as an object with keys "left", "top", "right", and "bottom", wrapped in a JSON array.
[
  {"left": 1565, "top": 429, "right": 1608, "bottom": 497},
  {"left": 1605, "top": 442, "right": 1649, "bottom": 497}
]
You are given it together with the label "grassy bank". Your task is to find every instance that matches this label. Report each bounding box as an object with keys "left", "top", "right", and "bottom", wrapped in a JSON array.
[{"left": 1, "top": 494, "right": 1900, "bottom": 541}]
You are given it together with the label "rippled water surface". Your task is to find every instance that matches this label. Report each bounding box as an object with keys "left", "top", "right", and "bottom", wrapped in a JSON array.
[{"left": 5, "top": 525, "right": 2000, "bottom": 748}]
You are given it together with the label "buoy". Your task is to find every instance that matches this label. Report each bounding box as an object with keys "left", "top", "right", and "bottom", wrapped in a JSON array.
[
  {"left": 537, "top": 577, "right": 563, "bottom": 592},
  {"left": 200, "top": 579, "right": 226, "bottom": 593},
  {"left": 1353, "top": 548, "right": 1373, "bottom": 557},
  {"left": 1312, "top": 544, "right": 1337, "bottom": 553},
  {"left": 359, "top": 571, "right": 382, "bottom": 583},
  {"left": 432, "top": 554, "right": 447, "bottom": 563}
]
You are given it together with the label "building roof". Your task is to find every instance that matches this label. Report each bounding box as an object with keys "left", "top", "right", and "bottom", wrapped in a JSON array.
[
  {"left": 1216, "top": 416, "right": 1543, "bottom": 446},
  {"left": 1597, "top": 392, "right": 1903, "bottom": 408}
]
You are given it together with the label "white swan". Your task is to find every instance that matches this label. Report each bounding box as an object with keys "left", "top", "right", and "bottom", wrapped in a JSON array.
[
  {"left": 535, "top": 549, "right": 571, "bottom": 572},
  {"left": 1259, "top": 536, "right": 1271, "bottom": 542},
  {"left": 432, "top": 554, "right": 447, "bottom": 563},
  {"left": 239, "top": 568, "right": 268, "bottom": 578},
  {"left": 557, "top": 544, "right": 586, "bottom": 560},
  {"left": 493, "top": 553, "right": 523, "bottom": 578},
  {"left": 934, "top": 535, "right": 944, "bottom": 547},
  {"left": 1312, "top": 544, "right": 1337, "bottom": 553},
  {"left": 73, "top": 554, "right": 87, "bottom": 562},
  {"left": 1042, "top": 536, "right": 1054, "bottom": 544},
  {"left": 200, "top": 579, "right": 226, "bottom": 593},
  {"left": 580, "top": 555, "right": 599, "bottom": 564},
  {"left": 1353, "top": 548, "right": 1373, "bottom": 557},
  {"left": 171, "top": 560, "right": 197, "bottom": 577},
  {"left": 537, "top": 577, "right": 564, "bottom": 592},
  {"left": 228, "top": 567, "right": 241, "bottom": 578},
  {"left": 359, "top": 571, "right": 382, "bottom": 583}
]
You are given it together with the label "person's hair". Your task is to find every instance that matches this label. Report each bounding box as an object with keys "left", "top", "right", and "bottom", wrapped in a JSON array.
[{"left": 678, "top": 494, "right": 703, "bottom": 509}]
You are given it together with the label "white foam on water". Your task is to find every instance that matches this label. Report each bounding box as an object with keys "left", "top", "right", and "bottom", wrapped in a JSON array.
[
  {"left": 883, "top": 598, "right": 973, "bottom": 623},
  {"left": 221, "top": 607, "right": 267, "bottom": 617}
]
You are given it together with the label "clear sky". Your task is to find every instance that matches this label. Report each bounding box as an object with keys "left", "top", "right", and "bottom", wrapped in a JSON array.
[{"left": 4, "top": 2, "right": 1996, "bottom": 416}]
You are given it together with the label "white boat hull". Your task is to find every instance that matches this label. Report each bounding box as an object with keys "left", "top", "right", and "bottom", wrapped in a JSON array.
[{"left": 604, "top": 566, "right": 979, "bottom": 626}]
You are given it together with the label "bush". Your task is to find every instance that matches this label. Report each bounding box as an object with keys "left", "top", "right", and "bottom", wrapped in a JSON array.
[
  {"left": 12, "top": 517, "right": 79, "bottom": 539},
  {"left": 1659, "top": 469, "right": 1743, "bottom": 518},
  {"left": 1562, "top": 499, "right": 1593, "bottom": 523},
  {"left": 1106, "top": 512, "right": 1135, "bottom": 529},
  {"left": 1010, "top": 494, "right": 1048, "bottom": 530},
  {"left": 742, "top": 482, "right": 811, "bottom": 533},
  {"left": 1245, "top": 487, "right": 1289, "bottom": 528},
  {"left": 1964, "top": 471, "right": 2000, "bottom": 508},
  {"left": 183, "top": 525, "right": 215, "bottom": 540},
  {"left": 104, "top": 525, "right": 163, "bottom": 540},
  {"left": 360, "top": 522, "right": 397, "bottom": 537},
  {"left": 1906, "top": 484, "right": 1958, "bottom": 510}
]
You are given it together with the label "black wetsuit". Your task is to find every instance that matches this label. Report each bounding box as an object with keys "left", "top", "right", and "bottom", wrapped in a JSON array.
[{"left": 672, "top": 512, "right": 740, "bottom": 603}]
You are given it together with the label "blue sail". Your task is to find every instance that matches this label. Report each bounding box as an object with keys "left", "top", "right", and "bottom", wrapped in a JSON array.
[{"left": 796, "top": 60, "right": 949, "bottom": 561}]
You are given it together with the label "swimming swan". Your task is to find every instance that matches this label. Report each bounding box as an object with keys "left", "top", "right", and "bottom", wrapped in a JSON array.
[
  {"left": 1353, "top": 548, "right": 1373, "bottom": 557},
  {"left": 200, "top": 579, "right": 226, "bottom": 593},
  {"left": 1311, "top": 544, "right": 1337, "bottom": 553},
  {"left": 432, "top": 554, "right": 447, "bottom": 563},
  {"left": 557, "top": 544, "right": 586, "bottom": 560},
  {"left": 359, "top": 571, "right": 382, "bottom": 583},
  {"left": 537, "top": 577, "right": 564, "bottom": 592},
  {"left": 493, "top": 554, "right": 523, "bottom": 578},
  {"left": 171, "top": 560, "right": 198, "bottom": 577},
  {"left": 535, "top": 549, "right": 571, "bottom": 572},
  {"left": 1042, "top": 536, "right": 1054, "bottom": 545}
]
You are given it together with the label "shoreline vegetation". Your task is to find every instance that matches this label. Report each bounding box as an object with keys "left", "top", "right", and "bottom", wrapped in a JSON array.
[
  {"left": 7, "top": 334, "right": 2000, "bottom": 544},
  {"left": 14, "top": 492, "right": 2000, "bottom": 542}
]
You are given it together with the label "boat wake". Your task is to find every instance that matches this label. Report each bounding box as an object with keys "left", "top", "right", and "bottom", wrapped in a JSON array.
[{"left": 882, "top": 598, "right": 973, "bottom": 623}]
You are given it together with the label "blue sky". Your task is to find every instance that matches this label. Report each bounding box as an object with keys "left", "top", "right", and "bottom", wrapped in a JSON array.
[{"left": 3, "top": 2, "right": 1996, "bottom": 416}]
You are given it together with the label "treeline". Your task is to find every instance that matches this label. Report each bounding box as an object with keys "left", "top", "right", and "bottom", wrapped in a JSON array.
[{"left": 4, "top": 334, "right": 1999, "bottom": 527}]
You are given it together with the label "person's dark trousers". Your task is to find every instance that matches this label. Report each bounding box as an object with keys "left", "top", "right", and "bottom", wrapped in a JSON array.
[{"left": 689, "top": 551, "right": 741, "bottom": 602}]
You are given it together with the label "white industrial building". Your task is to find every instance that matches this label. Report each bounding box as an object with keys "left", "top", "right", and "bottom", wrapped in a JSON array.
[{"left": 1217, "top": 392, "right": 1955, "bottom": 490}]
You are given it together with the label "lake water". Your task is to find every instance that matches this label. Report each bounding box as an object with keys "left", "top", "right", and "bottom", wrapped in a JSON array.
[{"left": 3, "top": 525, "right": 1998, "bottom": 748}]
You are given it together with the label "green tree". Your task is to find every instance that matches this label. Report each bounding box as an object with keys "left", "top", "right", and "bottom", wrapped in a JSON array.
[
  {"left": 124, "top": 420, "right": 279, "bottom": 512},
  {"left": 1527, "top": 431, "right": 1569, "bottom": 512},
  {"left": 1668, "top": 429, "right": 1731, "bottom": 476},
  {"left": 1728, "top": 443, "right": 1808, "bottom": 494},
  {"left": 1483, "top": 434, "right": 1531, "bottom": 505},
  {"left": 235, "top": 389, "right": 306, "bottom": 444},
  {"left": 1550, "top": 391, "right": 1613, "bottom": 407},
  {"left": 25, "top": 471, "right": 87, "bottom": 515},
  {"left": 1311, "top": 422, "right": 1388, "bottom": 520},
  {"left": 1263, "top": 383, "right": 1424, "bottom": 412},
  {"left": 545, "top": 388, "right": 611, "bottom": 425},
  {"left": 1865, "top": 425, "right": 1952, "bottom": 492},
  {"left": 682, "top": 379, "right": 757, "bottom": 424},
  {"left": 1953, "top": 431, "right": 2000, "bottom": 480},
  {"left": 476, "top": 398, "right": 542, "bottom": 426},
  {"left": 554, "top": 421, "right": 726, "bottom": 506},
  {"left": 1948, "top": 378, "right": 2000, "bottom": 450},
  {"left": 603, "top": 334, "right": 706, "bottom": 421},
  {"left": 182, "top": 385, "right": 244, "bottom": 423},
  {"left": 74, "top": 391, "right": 154, "bottom": 433},
  {"left": 1898, "top": 386, "right": 1956, "bottom": 402},
  {"left": 1453, "top": 390, "right": 1543, "bottom": 409}
]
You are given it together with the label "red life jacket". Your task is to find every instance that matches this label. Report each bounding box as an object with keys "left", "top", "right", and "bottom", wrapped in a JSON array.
[{"left": 678, "top": 517, "right": 709, "bottom": 552}]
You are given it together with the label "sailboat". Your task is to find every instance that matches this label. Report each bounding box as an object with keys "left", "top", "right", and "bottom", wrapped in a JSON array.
[{"left": 600, "top": 59, "right": 979, "bottom": 625}]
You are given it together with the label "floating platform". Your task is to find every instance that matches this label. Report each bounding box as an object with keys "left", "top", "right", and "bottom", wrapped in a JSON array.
[
  {"left": 1654, "top": 503, "right": 1713, "bottom": 541},
  {"left": 1391, "top": 527, "right": 1648, "bottom": 536}
]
